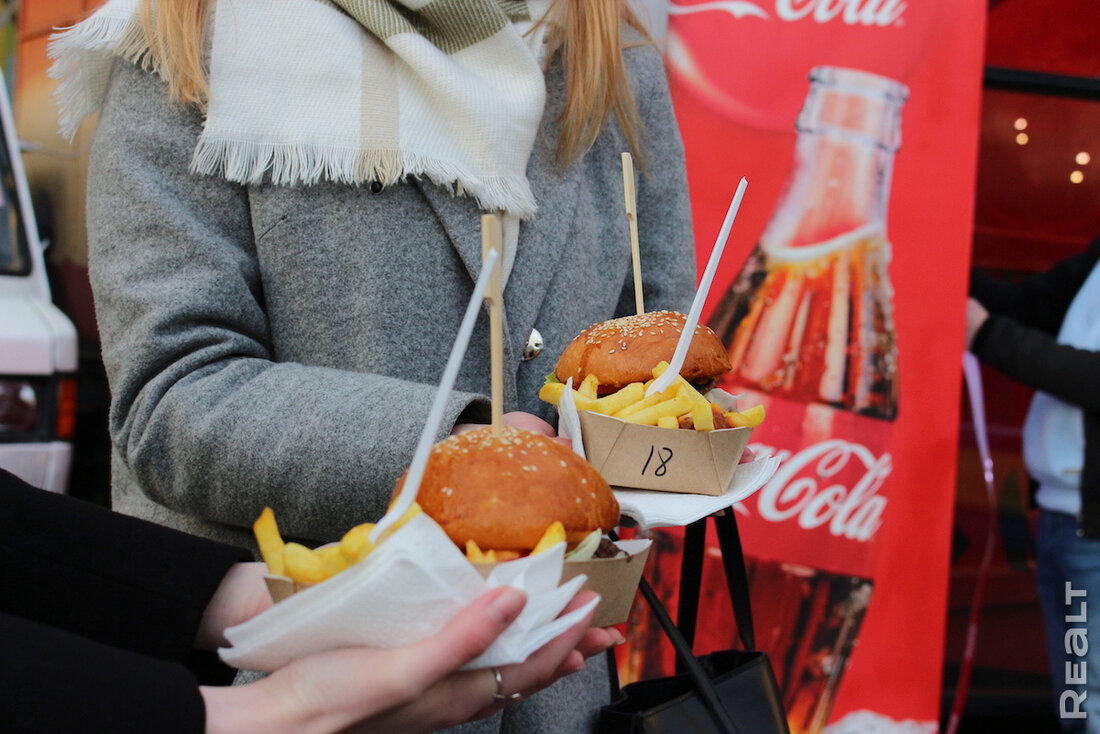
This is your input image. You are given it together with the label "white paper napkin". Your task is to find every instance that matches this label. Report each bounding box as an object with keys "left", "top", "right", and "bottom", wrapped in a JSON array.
[
  {"left": 219, "top": 514, "right": 596, "bottom": 672},
  {"left": 556, "top": 377, "right": 586, "bottom": 459},
  {"left": 614, "top": 455, "right": 780, "bottom": 528}
]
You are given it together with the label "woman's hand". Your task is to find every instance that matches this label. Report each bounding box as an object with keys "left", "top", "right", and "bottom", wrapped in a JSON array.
[
  {"left": 965, "top": 297, "right": 989, "bottom": 352},
  {"left": 195, "top": 562, "right": 273, "bottom": 651},
  {"left": 201, "top": 587, "right": 621, "bottom": 734}
]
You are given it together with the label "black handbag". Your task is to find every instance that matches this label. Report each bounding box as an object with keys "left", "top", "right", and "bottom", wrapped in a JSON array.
[{"left": 599, "top": 512, "right": 790, "bottom": 734}]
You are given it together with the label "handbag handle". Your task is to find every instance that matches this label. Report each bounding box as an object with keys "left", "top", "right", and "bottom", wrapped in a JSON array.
[
  {"left": 677, "top": 512, "right": 756, "bottom": 652},
  {"left": 637, "top": 575, "right": 743, "bottom": 734}
]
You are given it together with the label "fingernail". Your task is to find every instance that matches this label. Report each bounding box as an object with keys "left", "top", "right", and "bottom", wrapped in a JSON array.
[
  {"left": 488, "top": 587, "right": 527, "bottom": 625},
  {"left": 613, "top": 630, "right": 626, "bottom": 646}
]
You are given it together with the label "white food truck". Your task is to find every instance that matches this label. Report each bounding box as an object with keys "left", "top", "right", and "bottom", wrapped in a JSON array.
[{"left": 0, "top": 69, "right": 78, "bottom": 493}]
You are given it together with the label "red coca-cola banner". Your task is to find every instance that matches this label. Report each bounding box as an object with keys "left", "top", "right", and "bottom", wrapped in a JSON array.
[{"left": 618, "top": 1, "right": 987, "bottom": 731}]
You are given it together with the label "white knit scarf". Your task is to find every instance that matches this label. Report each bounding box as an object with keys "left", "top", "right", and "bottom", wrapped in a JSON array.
[{"left": 49, "top": 0, "right": 553, "bottom": 218}]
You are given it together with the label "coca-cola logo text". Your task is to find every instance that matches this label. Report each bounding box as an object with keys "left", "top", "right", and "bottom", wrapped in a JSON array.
[
  {"left": 740, "top": 439, "right": 893, "bottom": 542},
  {"left": 669, "top": 0, "right": 908, "bottom": 28}
]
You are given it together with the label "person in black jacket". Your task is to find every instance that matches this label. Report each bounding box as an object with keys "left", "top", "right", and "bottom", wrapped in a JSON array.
[
  {"left": 0, "top": 468, "right": 619, "bottom": 733},
  {"left": 966, "top": 235, "right": 1100, "bottom": 731}
]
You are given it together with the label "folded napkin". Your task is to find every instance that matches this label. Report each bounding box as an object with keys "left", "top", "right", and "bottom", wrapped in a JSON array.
[
  {"left": 614, "top": 455, "right": 780, "bottom": 528},
  {"left": 220, "top": 513, "right": 595, "bottom": 672}
]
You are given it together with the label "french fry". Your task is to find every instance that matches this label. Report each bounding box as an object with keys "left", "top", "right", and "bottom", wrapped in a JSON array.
[
  {"left": 256, "top": 504, "right": 426, "bottom": 591},
  {"left": 613, "top": 391, "right": 666, "bottom": 419},
  {"left": 284, "top": 542, "right": 327, "bottom": 584},
  {"left": 669, "top": 379, "right": 709, "bottom": 409},
  {"left": 546, "top": 359, "right": 759, "bottom": 435},
  {"left": 317, "top": 545, "right": 349, "bottom": 577},
  {"left": 531, "top": 521, "right": 567, "bottom": 555},
  {"left": 727, "top": 404, "right": 766, "bottom": 428},
  {"left": 592, "top": 382, "right": 645, "bottom": 415},
  {"left": 690, "top": 401, "right": 715, "bottom": 431},
  {"left": 678, "top": 379, "right": 711, "bottom": 410},
  {"left": 538, "top": 381, "right": 599, "bottom": 411},
  {"left": 387, "top": 502, "right": 423, "bottom": 535},
  {"left": 465, "top": 540, "right": 520, "bottom": 563},
  {"left": 577, "top": 374, "right": 600, "bottom": 399},
  {"left": 340, "top": 522, "right": 376, "bottom": 563},
  {"left": 538, "top": 381, "right": 565, "bottom": 405},
  {"left": 623, "top": 395, "right": 693, "bottom": 426},
  {"left": 253, "top": 507, "right": 285, "bottom": 576},
  {"left": 374, "top": 501, "right": 424, "bottom": 544},
  {"left": 649, "top": 361, "right": 710, "bottom": 410},
  {"left": 466, "top": 539, "right": 491, "bottom": 563}
]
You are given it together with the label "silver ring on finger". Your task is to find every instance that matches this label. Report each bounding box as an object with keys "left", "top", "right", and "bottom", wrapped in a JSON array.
[{"left": 491, "top": 666, "right": 522, "bottom": 704}]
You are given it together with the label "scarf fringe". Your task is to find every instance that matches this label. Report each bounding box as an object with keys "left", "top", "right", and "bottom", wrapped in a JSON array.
[
  {"left": 48, "top": 6, "right": 152, "bottom": 140},
  {"left": 191, "top": 138, "right": 538, "bottom": 217}
]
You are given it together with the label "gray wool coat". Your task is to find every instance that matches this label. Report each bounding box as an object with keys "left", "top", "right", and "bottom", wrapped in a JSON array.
[{"left": 87, "top": 35, "right": 695, "bottom": 734}]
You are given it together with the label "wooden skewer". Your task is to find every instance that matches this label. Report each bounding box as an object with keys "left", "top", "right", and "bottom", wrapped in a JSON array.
[
  {"left": 622, "top": 152, "right": 644, "bottom": 315},
  {"left": 481, "top": 213, "right": 504, "bottom": 435}
]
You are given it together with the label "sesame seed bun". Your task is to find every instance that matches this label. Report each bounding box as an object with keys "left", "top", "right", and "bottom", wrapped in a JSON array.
[
  {"left": 393, "top": 426, "right": 619, "bottom": 553},
  {"left": 554, "top": 311, "right": 732, "bottom": 394}
]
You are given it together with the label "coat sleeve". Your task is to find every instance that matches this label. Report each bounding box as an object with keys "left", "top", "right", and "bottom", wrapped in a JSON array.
[
  {"left": 968, "top": 238, "right": 1100, "bottom": 413},
  {"left": 969, "top": 314, "right": 1100, "bottom": 415},
  {"left": 0, "top": 469, "right": 247, "bottom": 663},
  {"left": 969, "top": 237, "right": 1100, "bottom": 334},
  {"left": 614, "top": 43, "right": 697, "bottom": 317},
  {"left": 86, "top": 60, "right": 490, "bottom": 542},
  {"left": 3, "top": 611, "right": 206, "bottom": 734}
]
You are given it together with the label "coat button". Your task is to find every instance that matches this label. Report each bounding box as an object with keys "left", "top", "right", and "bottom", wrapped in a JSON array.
[
  {"left": 523, "top": 328, "right": 544, "bottom": 361},
  {"left": 369, "top": 181, "right": 384, "bottom": 193}
]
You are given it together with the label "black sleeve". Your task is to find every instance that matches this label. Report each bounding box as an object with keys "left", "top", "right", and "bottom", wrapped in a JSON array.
[
  {"left": 970, "top": 314, "right": 1100, "bottom": 414},
  {"left": 3, "top": 611, "right": 206, "bottom": 734},
  {"left": 969, "top": 236, "right": 1100, "bottom": 333},
  {"left": 0, "top": 469, "right": 251, "bottom": 663}
]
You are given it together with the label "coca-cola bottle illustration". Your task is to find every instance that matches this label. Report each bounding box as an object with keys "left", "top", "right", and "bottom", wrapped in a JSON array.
[
  {"left": 709, "top": 66, "right": 908, "bottom": 421},
  {"left": 616, "top": 528, "right": 877, "bottom": 734},
  {"left": 699, "top": 66, "right": 908, "bottom": 732},
  {"left": 746, "top": 559, "right": 873, "bottom": 734}
]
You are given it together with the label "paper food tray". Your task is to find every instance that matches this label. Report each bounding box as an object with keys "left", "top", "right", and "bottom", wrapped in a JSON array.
[
  {"left": 473, "top": 539, "right": 651, "bottom": 627},
  {"left": 577, "top": 416, "right": 751, "bottom": 496}
]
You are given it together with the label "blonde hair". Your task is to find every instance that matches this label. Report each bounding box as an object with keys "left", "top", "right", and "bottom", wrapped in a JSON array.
[
  {"left": 139, "top": 0, "right": 210, "bottom": 109},
  {"left": 547, "top": 1, "right": 651, "bottom": 168},
  {"left": 139, "top": 0, "right": 651, "bottom": 166}
]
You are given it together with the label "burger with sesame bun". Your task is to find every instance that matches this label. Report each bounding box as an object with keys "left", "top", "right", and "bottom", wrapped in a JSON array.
[
  {"left": 392, "top": 425, "right": 621, "bottom": 556},
  {"left": 553, "top": 311, "right": 732, "bottom": 396}
]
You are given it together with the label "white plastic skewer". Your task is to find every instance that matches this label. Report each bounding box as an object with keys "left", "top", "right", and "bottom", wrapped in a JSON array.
[
  {"left": 622, "top": 152, "right": 644, "bottom": 314},
  {"left": 370, "top": 248, "right": 501, "bottom": 543},
  {"left": 482, "top": 214, "right": 504, "bottom": 435},
  {"left": 646, "top": 177, "right": 747, "bottom": 397}
]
